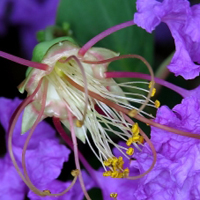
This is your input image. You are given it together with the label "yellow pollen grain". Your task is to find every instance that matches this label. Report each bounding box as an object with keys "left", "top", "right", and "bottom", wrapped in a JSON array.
[
  {"left": 71, "top": 169, "right": 79, "bottom": 176},
  {"left": 103, "top": 158, "right": 112, "bottom": 166},
  {"left": 131, "top": 123, "right": 140, "bottom": 135},
  {"left": 126, "top": 147, "right": 134, "bottom": 156},
  {"left": 154, "top": 100, "right": 160, "bottom": 108},
  {"left": 110, "top": 193, "right": 118, "bottom": 198},
  {"left": 148, "top": 81, "right": 153, "bottom": 89},
  {"left": 132, "top": 135, "right": 140, "bottom": 142},
  {"left": 123, "top": 168, "right": 129, "bottom": 178},
  {"left": 128, "top": 109, "right": 137, "bottom": 117},
  {"left": 75, "top": 120, "right": 83, "bottom": 127},
  {"left": 43, "top": 190, "right": 51, "bottom": 195},
  {"left": 103, "top": 171, "right": 112, "bottom": 177},
  {"left": 151, "top": 88, "right": 156, "bottom": 97},
  {"left": 126, "top": 137, "right": 133, "bottom": 146}
]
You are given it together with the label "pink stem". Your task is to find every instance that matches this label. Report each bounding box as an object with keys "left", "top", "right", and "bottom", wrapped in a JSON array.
[
  {"left": 65, "top": 107, "right": 92, "bottom": 200},
  {"left": 0, "top": 51, "right": 49, "bottom": 70},
  {"left": 105, "top": 71, "right": 190, "bottom": 98},
  {"left": 53, "top": 118, "right": 98, "bottom": 183},
  {"left": 78, "top": 20, "right": 135, "bottom": 56}
]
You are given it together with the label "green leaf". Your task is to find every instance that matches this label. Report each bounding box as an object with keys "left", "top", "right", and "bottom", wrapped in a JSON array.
[{"left": 56, "top": 0, "right": 154, "bottom": 77}]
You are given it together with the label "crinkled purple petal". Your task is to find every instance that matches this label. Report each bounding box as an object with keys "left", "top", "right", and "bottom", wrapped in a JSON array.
[
  {"left": 28, "top": 170, "right": 95, "bottom": 200},
  {"left": 134, "top": 0, "right": 200, "bottom": 79},
  {"left": 0, "top": 97, "right": 57, "bottom": 149},
  {"left": 0, "top": 154, "right": 27, "bottom": 200},
  {"left": 12, "top": 139, "right": 70, "bottom": 187}
]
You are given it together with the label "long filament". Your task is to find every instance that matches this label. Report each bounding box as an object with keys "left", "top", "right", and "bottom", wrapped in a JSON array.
[
  {"left": 105, "top": 71, "right": 190, "bottom": 98},
  {"left": 66, "top": 106, "right": 92, "bottom": 200},
  {"left": 65, "top": 76, "right": 200, "bottom": 139},
  {"left": 78, "top": 20, "right": 135, "bottom": 56},
  {"left": 83, "top": 54, "right": 155, "bottom": 116},
  {"left": 0, "top": 51, "right": 49, "bottom": 70},
  {"left": 8, "top": 79, "right": 43, "bottom": 191},
  {"left": 124, "top": 115, "right": 157, "bottom": 179},
  {"left": 59, "top": 55, "right": 89, "bottom": 126}
]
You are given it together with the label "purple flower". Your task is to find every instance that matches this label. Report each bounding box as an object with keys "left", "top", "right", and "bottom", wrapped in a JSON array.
[
  {"left": 134, "top": 0, "right": 200, "bottom": 79},
  {"left": 0, "top": 98, "right": 95, "bottom": 199}
]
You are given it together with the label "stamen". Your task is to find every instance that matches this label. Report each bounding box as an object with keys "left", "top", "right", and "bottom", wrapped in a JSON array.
[
  {"left": 8, "top": 79, "right": 43, "bottom": 193},
  {"left": 78, "top": 20, "right": 134, "bottom": 56},
  {"left": 105, "top": 71, "right": 191, "bottom": 98},
  {"left": 65, "top": 76, "right": 200, "bottom": 139},
  {"left": 0, "top": 51, "right": 49, "bottom": 70},
  {"left": 66, "top": 106, "right": 92, "bottom": 200},
  {"left": 82, "top": 54, "right": 155, "bottom": 116},
  {"left": 58, "top": 55, "right": 89, "bottom": 127}
]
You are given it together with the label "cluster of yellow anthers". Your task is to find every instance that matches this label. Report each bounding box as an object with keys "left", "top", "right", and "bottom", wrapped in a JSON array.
[
  {"left": 103, "top": 123, "right": 144, "bottom": 179},
  {"left": 149, "top": 81, "right": 160, "bottom": 108},
  {"left": 103, "top": 156, "right": 129, "bottom": 178}
]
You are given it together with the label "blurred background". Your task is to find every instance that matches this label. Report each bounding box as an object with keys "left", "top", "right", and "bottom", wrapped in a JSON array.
[{"left": 0, "top": 0, "right": 199, "bottom": 199}]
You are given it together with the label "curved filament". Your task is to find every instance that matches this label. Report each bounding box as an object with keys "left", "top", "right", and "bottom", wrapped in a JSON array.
[
  {"left": 66, "top": 106, "right": 92, "bottom": 200},
  {"left": 0, "top": 51, "right": 48, "bottom": 70},
  {"left": 78, "top": 20, "right": 135, "bottom": 56},
  {"left": 8, "top": 79, "right": 43, "bottom": 192},
  {"left": 65, "top": 76, "right": 200, "bottom": 139},
  {"left": 105, "top": 71, "right": 190, "bottom": 98},
  {"left": 82, "top": 54, "right": 155, "bottom": 117},
  {"left": 59, "top": 55, "right": 88, "bottom": 127},
  {"left": 124, "top": 115, "right": 157, "bottom": 179}
]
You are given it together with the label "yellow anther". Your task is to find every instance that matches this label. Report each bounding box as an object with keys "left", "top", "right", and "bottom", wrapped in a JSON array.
[
  {"left": 148, "top": 81, "right": 153, "bottom": 89},
  {"left": 111, "top": 157, "right": 118, "bottom": 166},
  {"left": 71, "top": 169, "right": 79, "bottom": 176},
  {"left": 117, "top": 157, "right": 124, "bottom": 169},
  {"left": 128, "top": 109, "right": 137, "bottom": 117},
  {"left": 132, "top": 135, "right": 140, "bottom": 142},
  {"left": 43, "top": 190, "right": 51, "bottom": 195},
  {"left": 103, "top": 158, "right": 112, "bottom": 166},
  {"left": 111, "top": 170, "right": 120, "bottom": 178},
  {"left": 138, "top": 136, "right": 144, "bottom": 144},
  {"left": 151, "top": 88, "right": 156, "bottom": 97},
  {"left": 110, "top": 193, "right": 118, "bottom": 198},
  {"left": 154, "top": 100, "right": 160, "bottom": 108},
  {"left": 75, "top": 120, "right": 83, "bottom": 127},
  {"left": 126, "top": 147, "right": 134, "bottom": 156},
  {"left": 126, "top": 137, "right": 133, "bottom": 146},
  {"left": 103, "top": 171, "right": 112, "bottom": 177},
  {"left": 54, "top": 65, "right": 65, "bottom": 77},
  {"left": 123, "top": 168, "right": 129, "bottom": 178},
  {"left": 131, "top": 123, "right": 140, "bottom": 135}
]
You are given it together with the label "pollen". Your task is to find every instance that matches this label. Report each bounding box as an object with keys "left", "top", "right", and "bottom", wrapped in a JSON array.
[
  {"left": 131, "top": 123, "right": 139, "bottom": 135},
  {"left": 71, "top": 169, "right": 80, "bottom": 176},
  {"left": 151, "top": 88, "right": 156, "bottom": 97},
  {"left": 128, "top": 109, "right": 137, "bottom": 117},
  {"left": 75, "top": 120, "right": 83, "bottom": 127},
  {"left": 110, "top": 193, "right": 118, "bottom": 198},
  {"left": 154, "top": 100, "right": 160, "bottom": 108},
  {"left": 103, "top": 171, "right": 112, "bottom": 177},
  {"left": 126, "top": 147, "right": 134, "bottom": 156},
  {"left": 126, "top": 137, "right": 133, "bottom": 146}
]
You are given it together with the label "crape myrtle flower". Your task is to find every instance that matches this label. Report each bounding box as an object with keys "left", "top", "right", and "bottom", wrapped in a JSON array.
[
  {"left": 134, "top": 0, "right": 200, "bottom": 80},
  {"left": 90, "top": 84, "right": 200, "bottom": 200},
  {"left": 1, "top": 21, "right": 200, "bottom": 199}
]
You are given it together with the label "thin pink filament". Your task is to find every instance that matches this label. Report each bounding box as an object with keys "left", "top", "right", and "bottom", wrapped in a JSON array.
[
  {"left": 8, "top": 79, "right": 43, "bottom": 189},
  {"left": 0, "top": 51, "right": 49, "bottom": 70},
  {"left": 78, "top": 20, "right": 135, "bottom": 56},
  {"left": 105, "top": 71, "right": 190, "bottom": 98},
  {"left": 66, "top": 106, "right": 92, "bottom": 200}
]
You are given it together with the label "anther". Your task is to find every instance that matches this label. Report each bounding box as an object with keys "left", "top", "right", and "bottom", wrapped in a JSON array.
[
  {"left": 154, "top": 100, "right": 160, "bottom": 108},
  {"left": 75, "top": 120, "right": 84, "bottom": 127},
  {"left": 126, "top": 147, "right": 134, "bottom": 156},
  {"left": 131, "top": 123, "right": 139, "bottom": 135},
  {"left": 110, "top": 193, "right": 118, "bottom": 198},
  {"left": 71, "top": 169, "right": 80, "bottom": 176},
  {"left": 128, "top": 109, "right": 137, "bottom": 117},
  {"left": 42, "top": 189, "right": 51, "bottom": 195}
]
